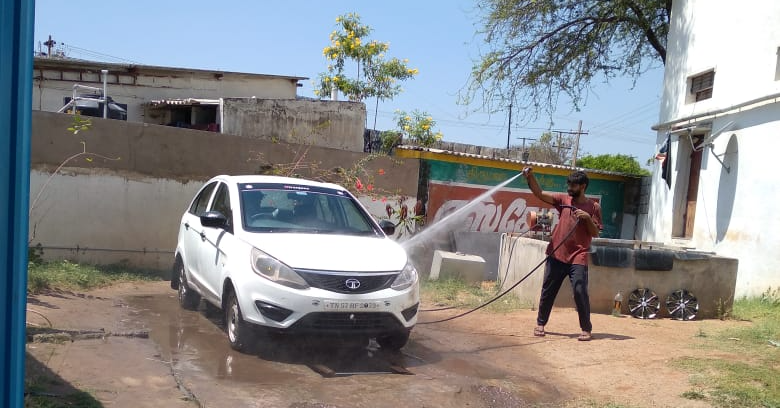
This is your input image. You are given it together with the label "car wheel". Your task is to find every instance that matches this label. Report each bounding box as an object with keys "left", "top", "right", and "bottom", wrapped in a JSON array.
[
  {"left": 225, "top": 291, "right": 254, "bottom": 352},
  {"left": 177, "top": 262, "right": 200, "bottom": 310},
  {"left": 376, "top": 330, "right": 410, "bottom": 351}
]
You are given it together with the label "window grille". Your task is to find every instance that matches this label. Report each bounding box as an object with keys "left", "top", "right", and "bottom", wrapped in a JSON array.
[{"left": 690, "top": 71, "right": 714, "bottom": 101}]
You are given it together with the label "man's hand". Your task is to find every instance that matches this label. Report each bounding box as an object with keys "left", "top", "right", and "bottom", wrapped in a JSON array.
[
  {"left": 573, "top": 209, "right": 592, "bottom": 221},
  {"left": 521, "top": 167, "right": 533, "bottom": 179}
]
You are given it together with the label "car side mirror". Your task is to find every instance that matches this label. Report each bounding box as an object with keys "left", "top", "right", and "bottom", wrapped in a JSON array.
[
  {"left": 201, "top": 211, "right": 228, "bottom": 229},
  {"left": 378, "top": 220, "right": 396, "bottom": 236}
]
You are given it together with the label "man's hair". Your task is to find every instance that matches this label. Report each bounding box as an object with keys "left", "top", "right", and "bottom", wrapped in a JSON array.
[{"left": 567, "top": 171, "right": 589, "bottom": 188}]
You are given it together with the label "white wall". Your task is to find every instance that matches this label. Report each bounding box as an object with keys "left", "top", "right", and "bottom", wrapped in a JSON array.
[
  {"left": 644, "top": 0, "right": 780, "bottom": 296},
  {"left": 29, "top": 169, "right": 414, "bottom": 270}
]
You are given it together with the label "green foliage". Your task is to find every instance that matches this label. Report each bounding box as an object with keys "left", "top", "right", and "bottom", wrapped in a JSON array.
[
  {"left": 314, "top": 13, "right": 417, "bottom": 105},
  {"left": 393, "top": 109, "right": 443, "bottom": 147},
  {"left": 28, "top": 243, "right": 45, "bottom": 266},
  {"left": 577, "top": 153, "right": 651, "bottom": 175},
  {"left": 65, "top": 112, "right": 91, "bottom": 134},
  {"left": 27, "top": 260, "right": 162, "bottom": 294},
  {"left": 379, "top": 130, "right": 402, "bottom": 153},
  {"left": 464, "top": 0, "right": 670, "bottom": 119}
]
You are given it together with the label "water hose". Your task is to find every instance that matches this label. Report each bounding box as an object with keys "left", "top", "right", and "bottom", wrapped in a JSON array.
[{"left": 417, "top": 217, "right": 581, "bottom": 325}]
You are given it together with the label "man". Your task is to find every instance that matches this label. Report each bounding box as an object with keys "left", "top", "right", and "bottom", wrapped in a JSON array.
[{"left": 522, "top": 167, "right": 602, "bottom": 341}]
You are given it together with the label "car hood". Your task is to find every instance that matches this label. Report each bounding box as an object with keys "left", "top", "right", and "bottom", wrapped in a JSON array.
[{"left": 243, "top": 233, "right": 409, "bottom": 272}]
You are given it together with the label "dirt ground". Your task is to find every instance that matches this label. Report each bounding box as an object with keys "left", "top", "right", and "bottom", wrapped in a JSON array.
[{"left": 25, "top": 281, "right": 748, "bottom": 408}]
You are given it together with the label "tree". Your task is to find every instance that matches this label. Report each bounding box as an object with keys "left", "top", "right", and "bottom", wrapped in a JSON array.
[
  {"left": 526, "top": 132, "right": 575, "bottom": 165},
  {"left": 465, "top": 0, "right": 670, "bottom": 119},
  {"left": 314, "top": 13, "right": 418, "bottom": 130},
  {"left": 393, "top": 110, "right": 443, "bottom": 148},
  {"left": 577, "top": 153, "right": 650, "bottom": 176}
]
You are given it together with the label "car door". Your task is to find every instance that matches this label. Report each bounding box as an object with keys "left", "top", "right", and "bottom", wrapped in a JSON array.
[
  {"left": 197, "top": 181, "right": 234, "bottom": 303},
  {"left": 181, "top": 181, "right": 218, "bottom": 292}
]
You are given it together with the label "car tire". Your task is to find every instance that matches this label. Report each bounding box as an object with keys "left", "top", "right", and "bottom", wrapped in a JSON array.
[
  {"left": 225, "top": 291, "right": 254, "bottom": 352},
  {"left": 377, "top": 330, "right": 410, "bottom": 351},
  {"left": 177, "top": 261, "right": 200, "bottom": 310}
]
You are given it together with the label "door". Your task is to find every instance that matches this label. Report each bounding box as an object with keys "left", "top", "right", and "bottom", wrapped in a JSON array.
[
  {"left": 683, "top": 142, "right": 703, "bottom": 238},
  {"left": 181, "top": 181, "right": 218, "bottom": 286},
  {"left": 197, "top": 182, "right": 234, "bottom": 302}
]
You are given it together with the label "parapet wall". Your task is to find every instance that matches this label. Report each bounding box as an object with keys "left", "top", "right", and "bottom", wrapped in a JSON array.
[{"left": 499, "top": 235, "right": 738, "bottom": 319}]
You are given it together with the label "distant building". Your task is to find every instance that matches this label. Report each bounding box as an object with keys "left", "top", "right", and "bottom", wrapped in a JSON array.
[
  {"left": 32, "top": 57, "right": 366, "bottom": 152},
  {"left": 642, "top": 0, "right": 780, "bottom": 296}
]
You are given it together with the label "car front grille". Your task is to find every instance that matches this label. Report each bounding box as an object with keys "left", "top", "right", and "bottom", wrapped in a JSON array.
[
  {"left": 296, "top": 269, "right": 397, "bottom": 294},
  {"left": 290, "top": 312, "right": 403, "bottom": 333}
]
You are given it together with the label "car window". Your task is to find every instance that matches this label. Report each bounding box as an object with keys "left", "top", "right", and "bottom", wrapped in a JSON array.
[
  {"left": 189, "top": 181, "right": 218, "bottom": 216},
  {"left": 341, "top": 199, "right": 375, "bottom": 232},
  {"left": 210, "top": 182, "right": 232, "bottom": 231},
  {"left": 239, "top": 183, "right": 378, "bottom": 235}
]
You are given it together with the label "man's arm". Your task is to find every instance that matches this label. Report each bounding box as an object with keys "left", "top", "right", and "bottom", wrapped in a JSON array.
[
  {"left": 573, "top": 203, "right": 602, "bottom": 237},
  {"left": 522, "top": 167, "right": 555, "bottom": 205}
]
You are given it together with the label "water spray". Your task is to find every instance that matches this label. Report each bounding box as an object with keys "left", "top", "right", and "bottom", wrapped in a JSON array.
[{"left": 415, "top": 170, "right": 584, "bottom": 325}]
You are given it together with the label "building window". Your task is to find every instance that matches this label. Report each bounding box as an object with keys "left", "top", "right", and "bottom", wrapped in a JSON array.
[{"left": 689, "top": 71, "right": 715, "bottom": 102}]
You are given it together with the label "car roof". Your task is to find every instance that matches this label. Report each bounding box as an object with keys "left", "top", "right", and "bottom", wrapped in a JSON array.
[{"left": 210, "top": 175, "right": 348, "bottom": 192}]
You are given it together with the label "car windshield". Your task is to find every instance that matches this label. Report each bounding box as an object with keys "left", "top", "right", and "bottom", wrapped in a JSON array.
[{"left": 239, "top": 182, "right": 381, "bottom": 236}]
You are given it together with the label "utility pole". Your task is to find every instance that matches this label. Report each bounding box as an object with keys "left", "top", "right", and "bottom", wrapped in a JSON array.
[
  {"left": 43, "top": 35, "right": 56, "bottom": 57},
  {"left": 572, "top": 120, "right": 583, "bottom": 167},
  {"left": 517, "top": 136, "right": 536, "bottom": 162},
  {"left": 506, "top": 102, "right": 513, "bottom": 150}
]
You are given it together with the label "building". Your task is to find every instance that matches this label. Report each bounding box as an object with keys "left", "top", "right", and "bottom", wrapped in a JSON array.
[
  {"left": 642, "top": 0, "right": 780, "bottom": 296},
  {"left": 32, "top": 57, "right": 366, "bottom": 151}
]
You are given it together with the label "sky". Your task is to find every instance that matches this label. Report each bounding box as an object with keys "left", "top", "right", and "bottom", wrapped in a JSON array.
[{"left": 33, "top": 0, "right": 665, "bottom": 166}]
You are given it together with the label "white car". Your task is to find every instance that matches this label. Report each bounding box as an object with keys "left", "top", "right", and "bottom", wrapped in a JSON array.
[{"left": 171, "top": 175, "right": 419, "bottom": 352}]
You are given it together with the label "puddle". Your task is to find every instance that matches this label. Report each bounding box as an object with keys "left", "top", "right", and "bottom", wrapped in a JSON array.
[{"left": 125, "top": 294, "right": 415, "bottom": 381}]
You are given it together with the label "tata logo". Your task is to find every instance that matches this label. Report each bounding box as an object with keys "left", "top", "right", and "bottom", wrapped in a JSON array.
[{"left": 345, "top": 278, "right": 361, "bottom": 290}]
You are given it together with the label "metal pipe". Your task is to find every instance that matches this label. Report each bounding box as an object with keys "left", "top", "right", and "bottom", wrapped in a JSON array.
[{"left": 101, "top": 69, "right": 108, "bottom": 118}]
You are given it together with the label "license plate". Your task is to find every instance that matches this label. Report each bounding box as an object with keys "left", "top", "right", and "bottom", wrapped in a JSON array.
[{"left": 323, "top": 300, "right": 381, "bottom": 311}]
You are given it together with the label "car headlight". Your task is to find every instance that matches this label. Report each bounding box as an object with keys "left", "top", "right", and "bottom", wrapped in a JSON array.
[
  {"left": 250, "top": 248, "right": 309, "bottom": 289},
  {"left": 391, "top": 262, "right": 418, "bottom": 291}
]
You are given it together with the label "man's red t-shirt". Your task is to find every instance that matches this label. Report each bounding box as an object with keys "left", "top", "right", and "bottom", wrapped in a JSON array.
[{"left": 546, "top": 193, "right": 602, "bottom": 265}]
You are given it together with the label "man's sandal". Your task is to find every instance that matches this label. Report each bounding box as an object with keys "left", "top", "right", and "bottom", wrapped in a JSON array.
[
  {"left": 578, "top": 332, "right": 592, "bottom": 341},
  {"left": 533, "top": 326, "right": 545, "bottom": 337}
]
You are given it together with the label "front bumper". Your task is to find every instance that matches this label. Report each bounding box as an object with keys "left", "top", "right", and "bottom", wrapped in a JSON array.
[{"left": 236, "top": 279, "right": 420, "bottom": 335}]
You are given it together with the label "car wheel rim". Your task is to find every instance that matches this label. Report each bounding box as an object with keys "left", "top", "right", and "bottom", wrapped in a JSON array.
[
  {"left": 666, "top": 289, "right": 699, "bottom": 320},
  {"left": 628, "top": 288, "right": 660, "bottom": 319},
  {"left": 228, "top": 303, "right": 239, "bottom": 343}
]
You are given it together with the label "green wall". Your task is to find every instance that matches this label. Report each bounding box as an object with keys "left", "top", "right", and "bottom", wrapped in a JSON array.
[{"left": 424, "top": 160, "right": 626, "bottom": 238}]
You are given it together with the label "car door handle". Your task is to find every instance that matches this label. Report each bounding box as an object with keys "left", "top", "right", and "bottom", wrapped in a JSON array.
[
  {"left": 185, "top": 222, "right": 190, "bottom": 230},
  {"left": 200, "top": 231, "right": 206, "bottom": 240}
]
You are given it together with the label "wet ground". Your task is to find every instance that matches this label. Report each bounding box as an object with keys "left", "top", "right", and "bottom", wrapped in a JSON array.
[
  {"left": 123, "top": 292, "right": 563, "bottom": 408},
  {"left": 26, "top": 282, "right": 725, "bottom": 408}
]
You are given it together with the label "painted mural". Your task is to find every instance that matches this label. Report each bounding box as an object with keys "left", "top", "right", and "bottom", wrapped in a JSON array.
[{"left": 424, "top": 160, "right": 626, "bottom": 238}]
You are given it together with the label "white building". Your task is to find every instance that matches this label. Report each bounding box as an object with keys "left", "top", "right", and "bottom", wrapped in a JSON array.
[{"left": 642, "top": 0, "right": 780, "bottom": 296}]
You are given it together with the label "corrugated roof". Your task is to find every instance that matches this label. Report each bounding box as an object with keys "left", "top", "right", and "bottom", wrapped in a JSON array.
[
  {"left": 33, "top": 56, "right": 307, "bottom": 81},
  {"left": 394, "top": 145, "right": 641, "bottom": 178},
  {"left": 146, "top": 98, "right": 221, "bottom": 109}
]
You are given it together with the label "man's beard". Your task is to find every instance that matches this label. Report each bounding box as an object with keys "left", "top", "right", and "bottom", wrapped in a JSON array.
[{"left": 567, "top": 189, "right": 580, "bottom": 198}]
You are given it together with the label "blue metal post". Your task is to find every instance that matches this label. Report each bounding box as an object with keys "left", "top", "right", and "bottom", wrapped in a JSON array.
[{"left": 0, "top": 0, "right": 34, "bottom": 406}]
